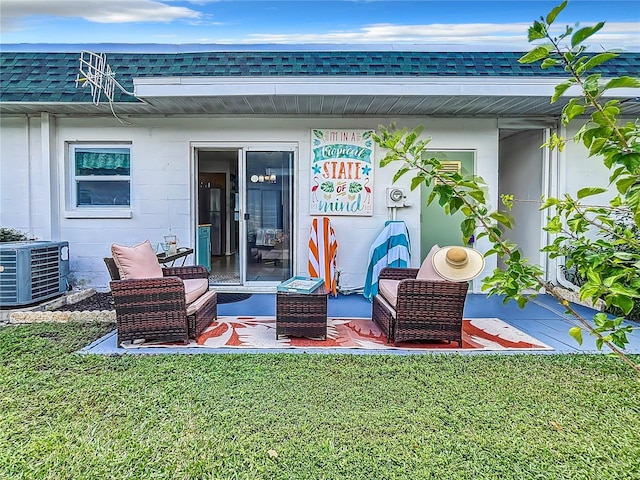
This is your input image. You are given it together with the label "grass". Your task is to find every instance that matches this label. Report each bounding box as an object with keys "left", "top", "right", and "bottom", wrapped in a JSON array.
[{"left": 1, "top": 322, "right": 639, "bottom": 480}]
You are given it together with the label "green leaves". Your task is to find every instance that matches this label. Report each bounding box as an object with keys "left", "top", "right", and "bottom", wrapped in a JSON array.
[
  {"left": 546, "top": 0, "right": 567, "bottom": 24},
  {"left": 569, "top": 326, "right": 583, "bottom": 345},
  {"left": 616, "top": 175, "right": 637, "bottom": 195},
  {"left": 592, "top": 312, "right": 634, "bottom": 349},
  {"left": 527, "top": 21, "right": 548, "bottom": 42},
  {"left": 410, "top": 174, "right": 425, "bottom": 191},
  {"left": 562, "top": 98, "right": 586, "bottom": 125},
  {"left": 535, "top": 182, "right": 640, "bottom": 356},
  {"left": 582, "top": 73, "right": 602, "bottom": 98},
  {"left": 489, "top": 211, "right": 515, "bottom": 230},
  {"left": 576, "top": 187, "right": 606, "bottom": 199},
  {"left": 611, "top": 294, "right": 634, "bottom": 315},
  {"left": 626, "top": 183, "right": 640, "bottom": 226},
  {"left": 582, "top": 52, "right": 618, "bottom": 72},
  {"left": 519, "top": 45, "right": 552, "bottom": 64},
  {"left": 605, "top": 76, "right": 640, "bottom": 89},
  {"left": 551, "top": 80, "right": 574, "bottom": 103},
  {"left": 461, "top": 217, "right": 477, "bottom": 244},
  {"left": 571, "top": 22, "right": 605, "bottom": 48},
  {"left": 392, "top": 166, "right": 411, "bottom": 183}
]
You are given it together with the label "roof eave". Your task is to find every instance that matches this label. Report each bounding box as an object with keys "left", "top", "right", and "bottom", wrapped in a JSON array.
[{"left": 133, "top": 75, "right": 640, "bottom": 99}]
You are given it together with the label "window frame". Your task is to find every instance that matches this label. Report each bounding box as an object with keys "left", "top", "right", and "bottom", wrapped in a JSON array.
[{"left": 64, "top": 142, "right": 133, "bottom": 218}]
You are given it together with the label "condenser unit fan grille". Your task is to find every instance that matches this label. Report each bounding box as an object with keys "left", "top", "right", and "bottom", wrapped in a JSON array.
[{"left": 30, "top": 246, "right": 62, "bottom": 298}]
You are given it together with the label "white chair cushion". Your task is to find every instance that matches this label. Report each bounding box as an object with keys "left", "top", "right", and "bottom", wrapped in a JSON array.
[
  {"left": 183, "top": 278, "right": 209, "bottom": 305},
  {"left": 186, "top": 289, "right": 217, "bottom": 316},
  {"left": 378, "top": 279, "right": 400, "bottom": 308},
  {"left": 111, "top": 240, "right": 163, "bottom": 280}
]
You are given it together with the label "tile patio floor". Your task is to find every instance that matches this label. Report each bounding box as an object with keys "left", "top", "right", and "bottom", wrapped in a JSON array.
[{"left": 80, "top": 293, "right": 640, "bottom": 356}]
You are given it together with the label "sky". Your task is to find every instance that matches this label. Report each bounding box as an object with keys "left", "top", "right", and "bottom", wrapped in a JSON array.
[{"left": 1, "top": 0, "right": 639, "bottom": 50}]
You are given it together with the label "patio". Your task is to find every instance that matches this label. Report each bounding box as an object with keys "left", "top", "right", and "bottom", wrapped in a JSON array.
[{"left": 80, "top": 293, "right": 640, "bottom": 355}]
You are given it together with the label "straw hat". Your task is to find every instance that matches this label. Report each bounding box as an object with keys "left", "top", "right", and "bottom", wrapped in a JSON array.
[{"left": 432, "top": 246, "right": 485, "bottom": 282}]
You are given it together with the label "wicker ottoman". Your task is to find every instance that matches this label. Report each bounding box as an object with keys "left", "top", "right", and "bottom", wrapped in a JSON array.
[{"left": 276, "top": 287, "right": 328, "bottom": 340}]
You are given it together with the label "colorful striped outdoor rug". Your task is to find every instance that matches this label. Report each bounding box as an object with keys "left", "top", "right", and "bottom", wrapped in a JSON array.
[{"left": 120, "top": 317, "right": 553, "bottom": 351}]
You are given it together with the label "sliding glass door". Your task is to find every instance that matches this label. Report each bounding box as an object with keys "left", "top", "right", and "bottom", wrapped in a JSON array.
[{"left": 244, "top": 150, "right": 293, "bottom": 283}]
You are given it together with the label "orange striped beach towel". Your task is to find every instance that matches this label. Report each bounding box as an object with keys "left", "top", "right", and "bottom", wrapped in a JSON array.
[{"left": 308, "top": 217, "right": 338, "bottom": 296}]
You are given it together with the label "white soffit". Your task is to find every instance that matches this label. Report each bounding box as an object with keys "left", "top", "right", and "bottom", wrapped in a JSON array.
[
  {"left": 133, "top": 76, "right": 639, "bottom": 99},
  {"left": 133, "top": 76, "right": 564, "bottom": 98}
]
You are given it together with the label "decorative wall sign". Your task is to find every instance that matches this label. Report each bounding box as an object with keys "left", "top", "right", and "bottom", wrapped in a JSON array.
[{"left": 310, "top": 129, "right": 374, "bottom": 216}]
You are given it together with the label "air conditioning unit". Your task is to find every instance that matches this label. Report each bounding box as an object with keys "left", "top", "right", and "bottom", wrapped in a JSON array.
[
  {"left": 386, "top": 187, "right": 406, "bottom": 207},
  {"left": 0, "top": 241, "right": 69, "bottom": 306}
]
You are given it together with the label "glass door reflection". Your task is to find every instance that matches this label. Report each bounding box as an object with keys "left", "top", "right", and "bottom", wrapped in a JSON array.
[{"left": 244, "top": 151, "right": 293, "bottom": 283}]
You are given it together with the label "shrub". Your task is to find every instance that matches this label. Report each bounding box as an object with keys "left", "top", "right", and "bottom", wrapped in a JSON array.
[
  {"left": 0, "top": 227, "right": 33, "bottom": 242},
  {"left": 560, "top": 209, "right": 640, "bottom": 321}
]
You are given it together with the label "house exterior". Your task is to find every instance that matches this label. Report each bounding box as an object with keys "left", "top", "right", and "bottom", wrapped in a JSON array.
[{"left": 1, "top": 45, "right": 639, "bottom": 294}]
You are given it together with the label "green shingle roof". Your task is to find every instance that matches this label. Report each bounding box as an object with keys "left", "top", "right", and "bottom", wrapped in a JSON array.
[{"left": 1, "top": 50, "right": 639, "bottom": 103}]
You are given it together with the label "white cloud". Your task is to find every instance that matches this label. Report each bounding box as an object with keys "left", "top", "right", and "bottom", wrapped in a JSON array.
[
  {"left": 0, "top": 0, "right": 201, "bottom": 31},
  {"left": 0, "top": 0, "right": 637, "bottom": 50},
  {"left": 230, "top": 21, "right": 640, "bottom": 49}
]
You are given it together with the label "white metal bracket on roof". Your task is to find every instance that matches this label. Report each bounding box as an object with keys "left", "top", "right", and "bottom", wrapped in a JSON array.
[{"left": 75, "top": 50, "right": 135, "bottom": 123}]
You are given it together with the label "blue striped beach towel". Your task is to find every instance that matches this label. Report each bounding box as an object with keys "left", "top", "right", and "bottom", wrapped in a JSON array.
[{"left": 363, "top": 221, "right": 411, "bottom": 301}]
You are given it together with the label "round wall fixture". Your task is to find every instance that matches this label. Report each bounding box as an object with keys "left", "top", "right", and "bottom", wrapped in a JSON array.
[
  {"left": 386, "top": 187, "right": 406, "bottom": 207},
  {"left": 389, "top": 188, "right": 404, "bottom": 202}
]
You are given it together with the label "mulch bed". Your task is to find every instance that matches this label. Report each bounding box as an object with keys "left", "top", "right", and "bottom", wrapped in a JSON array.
[
  {"left": 55, "top": 292, "right": 252, "bottom": 311},
  {"left": 55, "top": 292, "right": 115, "bottom": 311}
]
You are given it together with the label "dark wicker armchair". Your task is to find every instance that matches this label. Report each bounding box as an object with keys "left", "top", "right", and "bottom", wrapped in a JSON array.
[
  {"left": 372, "top": 267, "right": 468, "bottom": 346},
  {"left": 104, "top": 257, "right": 217, "bottom": 346}
]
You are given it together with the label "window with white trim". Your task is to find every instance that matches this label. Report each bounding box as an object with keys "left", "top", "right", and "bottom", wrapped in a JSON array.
[{"left": 69, "top": 144, "right": 131, "bottom": 208}]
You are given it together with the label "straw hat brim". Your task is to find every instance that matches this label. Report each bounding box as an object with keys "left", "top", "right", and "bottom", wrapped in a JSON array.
[{"left": 432, "top": 246, "right": 485, "bottom": 282}]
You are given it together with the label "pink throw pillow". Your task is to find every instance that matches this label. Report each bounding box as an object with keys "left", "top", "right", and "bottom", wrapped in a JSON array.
[
  {"left": 111, "top": 240, "right": 163, "bottom": 280},
  {"left": 416, "top": 244, "right": 443, "bottom": 280}
]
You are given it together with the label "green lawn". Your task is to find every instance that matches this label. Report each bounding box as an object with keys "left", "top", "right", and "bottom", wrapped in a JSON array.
[{"left": 1, "top": 322, "right": 639, "bottom": 480}]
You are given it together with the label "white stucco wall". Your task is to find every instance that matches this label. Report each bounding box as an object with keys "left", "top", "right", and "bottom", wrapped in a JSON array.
[
  {"left": 2, "top": 114, "right": 503, "bottom": 292},
  {"left": 562, "top": 122, "right": 623, "bottom": 202},
  {"left": 0, "top": 115, "right": 42, "bottom": 238}
]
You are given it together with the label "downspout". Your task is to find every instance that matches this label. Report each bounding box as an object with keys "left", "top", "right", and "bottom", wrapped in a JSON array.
[
  {"left": 40, "top": 112, "right": 59, "bottom": 240},
  {"left": 26, "top": 115, "right": 33, "bottom": 236}
]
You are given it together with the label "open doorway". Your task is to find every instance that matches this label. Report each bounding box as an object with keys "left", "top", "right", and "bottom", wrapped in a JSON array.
[{"left": 498, "top": 128, "right": 552, "bottom": 282}]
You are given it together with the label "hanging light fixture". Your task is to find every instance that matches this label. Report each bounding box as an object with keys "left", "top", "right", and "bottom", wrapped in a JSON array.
[{"left": 251, "top": 169, "right": 277, "bottom": 183}]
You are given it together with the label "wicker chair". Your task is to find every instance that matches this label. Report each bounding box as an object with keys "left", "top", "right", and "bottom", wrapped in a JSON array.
[
  {"left": 104, "top": 257, "right": 217, "bottom": 346},
  {"left": 372, "top": 267, "right": 468, "bottom": 346}
]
